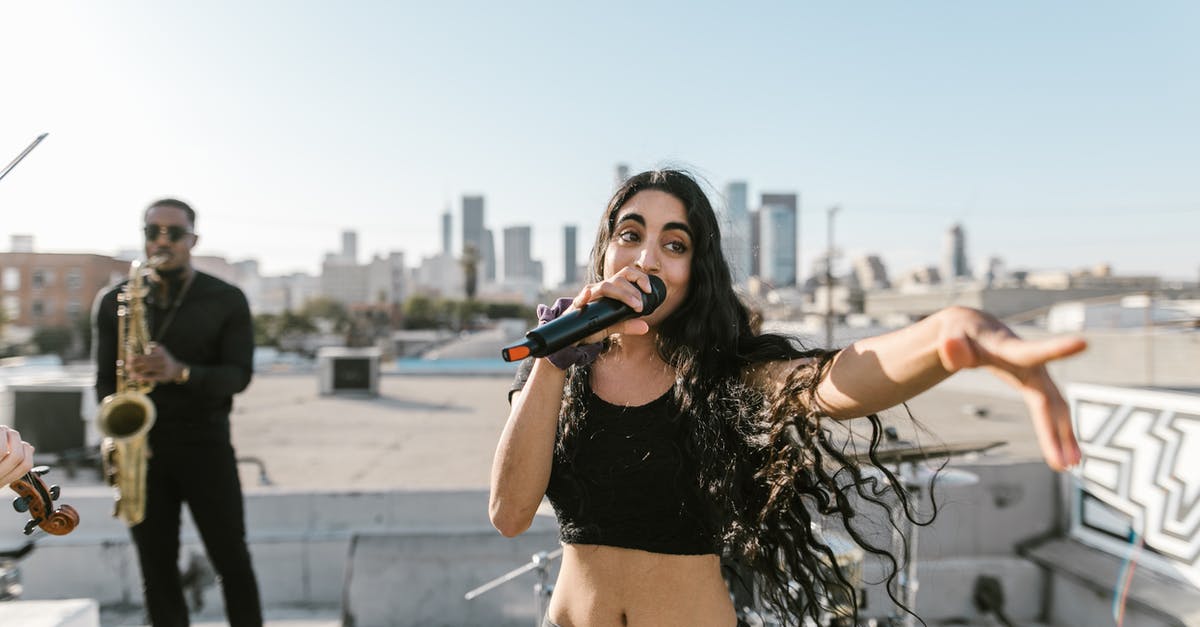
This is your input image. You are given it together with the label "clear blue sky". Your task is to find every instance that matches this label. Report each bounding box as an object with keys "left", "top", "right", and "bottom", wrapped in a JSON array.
[{"left": 1, "top": 1, "right": 1196, "bottom": 284}]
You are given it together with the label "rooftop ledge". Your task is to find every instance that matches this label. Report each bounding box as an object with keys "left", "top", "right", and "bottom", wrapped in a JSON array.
[{"left": 1022, "top": 537, "right": 1200, "bottom": 627}]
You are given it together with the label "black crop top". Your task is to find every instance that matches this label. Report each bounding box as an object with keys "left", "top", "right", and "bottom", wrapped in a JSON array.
[{"left": 509, "top": 359, "right": 718, "bottom": 555}]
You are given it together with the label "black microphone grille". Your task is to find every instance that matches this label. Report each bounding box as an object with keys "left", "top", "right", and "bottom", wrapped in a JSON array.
[{"left": 641, "top": 275, "right": 668, "bottom": 316}]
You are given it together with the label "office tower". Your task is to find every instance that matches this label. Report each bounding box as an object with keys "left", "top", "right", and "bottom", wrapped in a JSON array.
[
  {"left": 758, "top": 193, "right": 798, "bottom": 287},
  {"left": 942, "top": 223, "right": 970, "bottom": 282},
  {"left": 441, "top": 209, "right": 452, "bottom": 256},
  {"left": 751, "top": 210, "right": 761, "bottom": 277},
  {"left": 564, "top": 225, "right": 578, "bottom": 285},
  {"left": 367, "top": 252, "right": 407, "bottom": 305},
  {"left": 721, "top": 181, "right": 751, "bottom": 285},
  {"left": 462, "top": 195, "right": 484, "bottom": 258},
  {"left": 462, "top": 195, "right": 494, "bottom": 282},
  {"left": 504, "top": 226, "right": 534, "bottom": 281},
  {"left": 341, "top": 230, "right": 358, "bottom": 264},
  {"left": 981, "top": 256, "right": 1005, "bottom": 287},
  {"left": 615, "top": 163, "right": 630, "bottom": 189},
  {"left": 482, "top": 228, "right": 495, "bottom": 282},
  {"left": 853, "top": 255, "right": 890, "bottom": 291}
]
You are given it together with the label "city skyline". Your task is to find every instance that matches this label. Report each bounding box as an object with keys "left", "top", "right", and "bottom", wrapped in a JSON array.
[{"left": 1, "top": 2, "right": 1196, "bottom": 283}]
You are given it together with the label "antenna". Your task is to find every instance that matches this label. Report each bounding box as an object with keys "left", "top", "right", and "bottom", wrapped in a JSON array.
[{"left": 0, "top": 133, "right": 49, "bottom": 184}]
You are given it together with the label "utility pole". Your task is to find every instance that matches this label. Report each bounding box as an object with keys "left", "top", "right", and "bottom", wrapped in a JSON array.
[{"left": 825, "top": 205, "right": 840, "bottom": 348}]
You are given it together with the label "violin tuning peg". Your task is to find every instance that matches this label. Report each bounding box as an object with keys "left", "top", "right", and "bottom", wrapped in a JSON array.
[
  {"left": 49, "top": 485, "right": 61, "bottom": 500},
  {"left": 23, "top": 519, "right": 38, "bottom": 535},
  {"left": 31, "top": 465, "right": 50, "bottom": 476},
  {"left": 11, "top": 496, "right": 30, "bottom": 513}
]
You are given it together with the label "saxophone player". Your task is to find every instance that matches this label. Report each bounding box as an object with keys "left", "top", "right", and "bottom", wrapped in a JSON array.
[{"left": 93, "top": 198, "right": 262, "bottom": 627}]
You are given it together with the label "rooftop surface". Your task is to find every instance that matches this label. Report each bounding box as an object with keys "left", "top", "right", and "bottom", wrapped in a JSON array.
[
  {"left": 13, "top": 368, "right": 1073, "bottom": 627},
  {"left": 41, "top": 367, "right": 1050, "bottom": 494}
]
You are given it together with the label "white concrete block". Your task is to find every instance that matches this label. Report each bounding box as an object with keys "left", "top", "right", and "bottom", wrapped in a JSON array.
[
  {"left": 0, "top": 598, "right": 99, "bottom": 627},
  {"left": 18, "top": 541, "right": 139, "bottom": 605},
  {"left": 859, "top": 557, "right": 1044, "bottom": 623},
  {"left": 304, "top": 538, "right": 350, "bottom": 604},
  {"left": 343, "top": 530, "right": 561, "bottom": 627},
  {"left": 1050, "top": 575, "right": 1176, "bottom": 627}
]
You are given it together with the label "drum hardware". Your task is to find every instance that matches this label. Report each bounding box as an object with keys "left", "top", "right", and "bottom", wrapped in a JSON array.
[
  {"left": 464, "top": 546, "right": 563, "bottom": 627},
  {"left": 877, "top": 429, "right": 995, "bottom": 627},
  {"left": 730, "top": 526, "right": 870, "bottom": 627},
  {"left": 733, "top": 430, "right": 1002, "bottom": 626},
  {"left": 852, "top": 436, "right": 1005, "bottom": 466},
  {"left": 0, "top": 543, "right": 34, "bottom": 601}
]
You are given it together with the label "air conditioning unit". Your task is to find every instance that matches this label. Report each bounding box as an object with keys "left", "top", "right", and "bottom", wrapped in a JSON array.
[
  {"left": 317, "top": 347, "right": 381, "bottom": 397},
  {"left": 1, "top": 379, "right": 96, "bottom": 460}
]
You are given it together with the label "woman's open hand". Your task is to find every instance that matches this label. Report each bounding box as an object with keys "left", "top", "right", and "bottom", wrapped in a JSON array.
[{"left": 938, "top": 308, "right": 1087, "bottom": 471}]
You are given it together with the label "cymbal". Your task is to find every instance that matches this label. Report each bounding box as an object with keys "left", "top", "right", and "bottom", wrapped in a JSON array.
[{"left": 853, "top": 440, "right": 1006, "bottom": 465}]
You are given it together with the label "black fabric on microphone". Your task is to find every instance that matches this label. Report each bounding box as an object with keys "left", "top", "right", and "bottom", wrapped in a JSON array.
[{"left": 501, "top": 275, "right": 667, "bottom": 362}]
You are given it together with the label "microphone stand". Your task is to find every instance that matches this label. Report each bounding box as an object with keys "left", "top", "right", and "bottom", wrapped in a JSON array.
[
  {"left": 464, "top": 547, "right": 563, "bottom": 627},
  {"left": 0, "top": 133, "right": 49, "bottom": 184}
]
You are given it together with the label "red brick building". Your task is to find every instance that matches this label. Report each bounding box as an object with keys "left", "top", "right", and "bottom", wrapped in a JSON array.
[{"left": 0, "top": 252, "right": 129, "bottom": 330}]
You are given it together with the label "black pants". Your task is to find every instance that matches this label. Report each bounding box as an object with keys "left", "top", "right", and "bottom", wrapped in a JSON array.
[{"left": 130, "top": 441, "right": 262, "bottom": 627}]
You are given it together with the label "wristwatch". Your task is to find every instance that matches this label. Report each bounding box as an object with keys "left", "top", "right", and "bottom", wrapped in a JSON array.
[{"left": 174, "top": 365, "right": 191, "bottom": 385}]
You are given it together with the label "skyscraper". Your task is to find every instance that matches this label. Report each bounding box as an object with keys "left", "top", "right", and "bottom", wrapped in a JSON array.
[
  {"left": 504, "top": 226, "right": 534, "bottom": 281},
  {"left": 441, "top": 208, "right": 452, "bottom": 256},
  {"left": 942, "top": 223, "right": 970, "bottom": 282},
  {"left": 853, "top": 255, "right": 890, "bottom": 291},
  {"left": 341, "top": 230, "right": 358, "bottom": 264},
  {"left": 721, "top": 181, "right": 751, "bottom": 285},
  {"left": 759, "top": 193, "right": 799, "bottom": 287},
  {"left": 615, "top": 163, "right": 630, "bottom": 189},
  {"left": 564, "top": 225, "right": 578, "bottom": 285},
  {"left": 462, "top": 195, "right": 494, "bottom": 282},
  {"left": 462, "top": 195, "right": 484, "bottom": 258},
  {"left": 482, "top": 228, "right": 496, "bottom": 282}
]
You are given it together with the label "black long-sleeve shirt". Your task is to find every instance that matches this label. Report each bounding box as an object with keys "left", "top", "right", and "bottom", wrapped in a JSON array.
[{"left": 94, "top": 271, "right": 253, "bottom": 447}]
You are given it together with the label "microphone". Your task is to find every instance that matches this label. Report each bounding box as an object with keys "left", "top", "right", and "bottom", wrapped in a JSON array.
[{"left": 501, "top": 275, "right": 667, "bottom": 362}]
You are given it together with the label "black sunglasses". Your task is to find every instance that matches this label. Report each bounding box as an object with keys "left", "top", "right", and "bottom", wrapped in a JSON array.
[{"left": 143, "top": 224, "right": 192, "bottom": 243}]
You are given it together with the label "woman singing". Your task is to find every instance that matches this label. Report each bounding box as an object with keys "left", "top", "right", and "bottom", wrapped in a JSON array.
[{"left": 490, "top": 169, "right": 1084, "bottom": 626}]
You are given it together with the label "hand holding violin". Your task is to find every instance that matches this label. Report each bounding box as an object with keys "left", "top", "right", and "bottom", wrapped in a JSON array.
[
  {"left": 2, "top": 426, "right": 79, "bottom": 536},
  {"left": 0, "top": 426, "right": 33, "bottom": 485}
]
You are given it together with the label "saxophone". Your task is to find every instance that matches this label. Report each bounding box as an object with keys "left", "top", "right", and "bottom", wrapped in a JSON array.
[{"left": 98, "top": 256, "right": 164, "bottom": 526}]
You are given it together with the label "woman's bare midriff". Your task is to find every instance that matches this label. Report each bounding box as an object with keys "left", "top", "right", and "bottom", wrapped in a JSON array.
[{"left": 546, "top": 544, "right": 736, "bottom": 627}]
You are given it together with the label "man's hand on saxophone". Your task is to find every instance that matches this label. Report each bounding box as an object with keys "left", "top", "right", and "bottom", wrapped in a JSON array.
[
  {"left": 128, "top": 343, "right": 189, "bottom": 384},
  {"left": 0, "top": 426, "right": 34, "bottom": 486}
]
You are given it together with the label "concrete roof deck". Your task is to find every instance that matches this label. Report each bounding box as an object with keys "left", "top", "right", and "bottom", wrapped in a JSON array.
[
  {"left": 10, "top": 369, "right": 1074, "bottom": 627},
  {"left": 42, "top": 367, "right": 1052, "bottom": 494}
]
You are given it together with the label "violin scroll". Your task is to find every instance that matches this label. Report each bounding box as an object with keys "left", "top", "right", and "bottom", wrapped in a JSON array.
[{"left": 9, "top": 466, "right": 80, "bottom": 536}]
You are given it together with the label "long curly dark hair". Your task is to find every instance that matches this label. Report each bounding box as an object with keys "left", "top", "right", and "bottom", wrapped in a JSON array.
[{"left": 555, "top": 169, "right": 936, "bottom": 625}]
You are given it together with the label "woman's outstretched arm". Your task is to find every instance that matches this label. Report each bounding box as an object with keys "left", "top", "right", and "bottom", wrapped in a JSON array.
[{"left": 807, "top": 306, "right": 1086, "bottom": 471}]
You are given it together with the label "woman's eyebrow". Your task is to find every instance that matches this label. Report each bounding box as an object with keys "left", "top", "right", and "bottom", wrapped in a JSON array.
[
  {"left": 664, "top": 221, "right": 693, "bottom": 239},
  {"left": 614, "top": 212, "right": 645, "bottom": 227},
  {"left": 615, "top": 213, "right": 692, "bottom": 238}
]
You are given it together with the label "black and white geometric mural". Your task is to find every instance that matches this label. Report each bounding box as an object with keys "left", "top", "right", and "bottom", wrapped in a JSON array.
[{"left": 1068, "top": 383, "right": 1200, "bottom": 587}]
